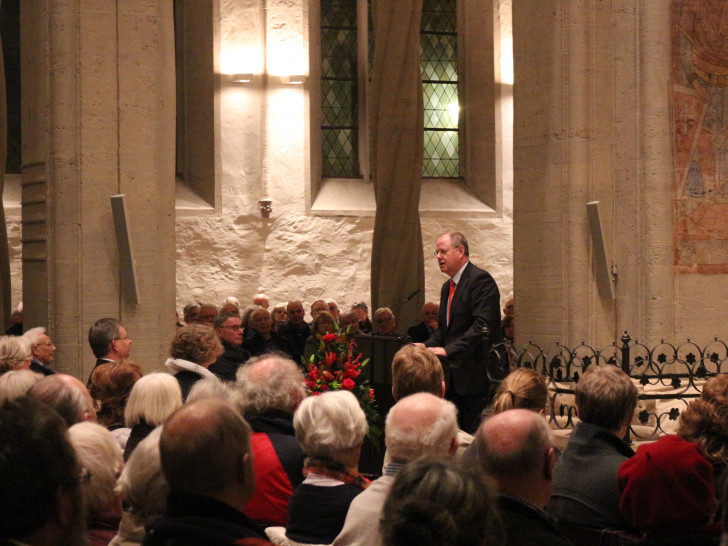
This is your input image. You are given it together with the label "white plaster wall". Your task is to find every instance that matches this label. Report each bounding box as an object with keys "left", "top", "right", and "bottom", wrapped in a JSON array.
[{"left": 175, "top": 0, "right": 514, "bottom": 321}]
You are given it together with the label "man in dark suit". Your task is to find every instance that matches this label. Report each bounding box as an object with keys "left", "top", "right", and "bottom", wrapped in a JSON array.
[
  {"left": 424, "top": 231, "right": 502, "bottom": 433},
  {"left": 407, "top": 302, "right": 440, "bottom": 343},
  {"left": 86, "top": 317, "right": 132, "bottom": 387}
]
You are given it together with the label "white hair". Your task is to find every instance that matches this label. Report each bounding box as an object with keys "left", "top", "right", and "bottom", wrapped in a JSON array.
[
  {"left": 116, "top": 426, "right": 167, "bottom": 518},
  {"left": 294, "top": 390, "right": 367, "bottom": 458},
  {"left": 68, "top": 422, "right": 123, "bottom": 514},
  {"left": 233, "top": 355, "right": 306, "bottom": 414},
  {"left": 22, "top": 326, "right": 47, "bottom": 347},
  {"left": 187, "top": 375, "right": 231, "bottom": 404},
  {"left": 0, "top": 369, "right": 42, "bottom": 403},
  {"left": 0, "top": 336, "right": 31, "bottom": 373},
  {"left": 125, "top": 373, "right": 183, "bottom": 428},
  {"left": 385, "top": 396, "right": 458, "bottom": 462}
]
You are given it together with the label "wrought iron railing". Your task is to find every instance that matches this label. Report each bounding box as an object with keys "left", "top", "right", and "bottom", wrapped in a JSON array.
[{"left": 489, "top": 331, "right": 728, "bottom": 440}]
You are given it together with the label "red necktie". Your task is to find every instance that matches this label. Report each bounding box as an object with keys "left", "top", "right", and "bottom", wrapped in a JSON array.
[{"left": 447, "top": 279, "right": 456, "bottom": 325}]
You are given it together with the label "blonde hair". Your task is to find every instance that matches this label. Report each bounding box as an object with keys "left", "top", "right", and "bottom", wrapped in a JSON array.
[
  {"left": 492, "top": 368, "right": 548, "bottom": 414},
  {"left": 125, "top": 373, "right": 183, "bottom": 428},
  {"left": 0, "top": 336, "right": 31, "bottom": 374}
]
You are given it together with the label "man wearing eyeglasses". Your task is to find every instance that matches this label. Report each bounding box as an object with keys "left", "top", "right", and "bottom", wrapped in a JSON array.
[
  {"left": 24, "top": 326, "right": 57, "bottom": 376},
  {"left": 86, "top": 318, "right": 132, "bottom": 388},
  {"left": 209, "top": 313, "right": 251, "bottom": 382},
  {"left": 423, "top": 231, "right": 502, "bottom": 434}
]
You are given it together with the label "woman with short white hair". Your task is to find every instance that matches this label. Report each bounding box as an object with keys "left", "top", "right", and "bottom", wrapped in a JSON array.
[
  {"left": 279, "top": 390, "right": 369, "bottom": 545},
  {"left": 68, "top": 422, "right": 124, "bottom": 546},
  {"left": 123, "top": 373, "right": 183, "bottom": 461},
  {"left": 0, "top": 369, "right": 41, "bottom": 403}
]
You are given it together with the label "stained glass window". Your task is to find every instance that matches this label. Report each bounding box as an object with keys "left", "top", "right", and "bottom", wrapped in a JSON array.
[
  {"left": 421, "top": 0, "right": 459, "bottom": 178},
  {"left": 321, "top": 0, "right": 360, "bottom": 177}
]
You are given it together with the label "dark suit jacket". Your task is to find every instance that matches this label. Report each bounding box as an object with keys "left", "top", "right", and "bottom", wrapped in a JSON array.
[
  {"left": 407, "top": 321, "right": 432, "bottom": 343},
  {"left": 86, "top": 357, "right": 114, "bottom": 388},
  {"left": 425, "top": 261, "right": 501, "bottom": 396}
]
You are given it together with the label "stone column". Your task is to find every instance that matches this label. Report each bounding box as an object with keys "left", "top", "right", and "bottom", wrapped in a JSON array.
[
  {"left": 21, "top": 0, "right": 176, "bottom": 375},
  {"left": 513, "top": 2, "right": 673, "bottom": 346}
]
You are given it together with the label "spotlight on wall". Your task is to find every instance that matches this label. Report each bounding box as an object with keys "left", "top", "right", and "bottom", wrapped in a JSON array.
[
  {"left": 229, "top": 73, "right": 254, "bottom": 83},
  {"left": 279, "top": 75, "right": 307, "bottom": 85},
  {"left": 259, "top": 198, "right": 273, "bottom": 218}
]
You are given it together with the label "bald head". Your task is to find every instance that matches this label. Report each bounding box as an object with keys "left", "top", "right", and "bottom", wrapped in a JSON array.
[
  {"left": 161, "top": 399, "right": 254, "bottom": 509},
  {"left": 29, "top": 374, "right": 97, "bottom": 427},
  {"left": 476, "top": 409, "right": 554, "bottom": 507},
  {"left": 385, "top": 392, "right": 458, "bottom": 463}
]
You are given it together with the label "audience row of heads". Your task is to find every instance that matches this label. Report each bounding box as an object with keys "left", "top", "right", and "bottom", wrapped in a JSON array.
[{"left": 0, "top": 327, "right": 57, "bottom": 373}]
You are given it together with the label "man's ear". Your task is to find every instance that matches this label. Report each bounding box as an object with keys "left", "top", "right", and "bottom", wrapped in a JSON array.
[
  {"left": 449, "top": 437, "right": 459, "bottom": 456},
  {"left": 440, "top": 381, "right": 446, "bottom": 399},
  {"left": 544, "top": 447, "right": 555, "bottom": 481}
]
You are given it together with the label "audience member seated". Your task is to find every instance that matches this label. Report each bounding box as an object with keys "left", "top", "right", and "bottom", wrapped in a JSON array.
[
  {"left": 462, "top": 367, "right": 549, "bottom": 460},
  {"left": 183, "top": 303, "right": 200, "bottom": 324},
  {"left": 502, "top": 315, "right": 514, "bottom": 343},
  {"left": 110, "top": 427, "right": 167, "bottom": 546},
  {"left": 233, "top": 355, "right": 307, "bottom": 527},
  {"left": 186, "top": 375, "right": 233, "bottom": 403},
  {"left": 326, "top": 299, "right": 341, "bottom": 323},
  {"left": 242, "top": 305, "right": 261, "bottom": 340},
  {"left": 338, "top": 312, "right": 360, "bottom": 335},
  {"left": 351, "top": 302, "right": 372, "bottom": 334},
  {"left": 254, "top": 293, "right": 270, "bottom": 309},
  {"left": 30, "top": 373, "right": 98, "bottom": 426},
  {"left": 272, "top": 305, "right": 288, "bottom": 332},
  {"left": 372, "top": 307, "right": 404, "bottom": 338},
  {"left": 197, "top": 303, "right": 219, "bottom": 326},
  {"left": 87, "top": 318, "right": 133, "bottom": 387},
  {"left": 69, "top": 422, "right": 124, "bottom": 546},
  {"left": 277, "top": 301, "right": 312, "bottom": 366},
  {"left": 5, "top": 307, "right": 23, "bottom": 335},
  {"left": 303, "top": 311, "right": 337, "bottom": 362},
  {"left": 334, "top": 393, "right": 459, "bottom": 546},
  {"left": 0, "top": 369, "right": 41, "bottom": 403},
  {"left": 23, "top": 326, "right": 57, "bottom": 376},
  {"left": 247, "top": 309, "right": 288, "bottom": 357},
  {"left": 220, "top": 296, "right": 241, "bottom": 316},
  {"left": 144, "top": 399, "right": 273, "bottom": 545},
  {"left": 477, "top": 409, "right": 571, "bottom": 545},
  {"left": 549, "top": 365, "right": 637, "bottom": 531},
  {"left": 0, "top": 334, "right": 32, "bottom": 374},
  {"left": 384, "top": 344, "right": 473, "bottom": 466},
  {"left": 123, "top": 373, "right": 183, "bottom": 461},
  {"left": 165, "top": 323, "right": 223, "bottom": 401},
  {"left": 277, "top": 390, "right": 368, "bottom": 545},
  {"left": 618, "top": 435, "right": 720, "bottom": 544},
  {"left": 379, "top": 458, "right": 502, "bottom": 546},
  {"left": 91, "top": 359, "right": 143, "bottom": 449},
  {"left": 309, "top": 300, "right": 328, "bottom": 325},
  {"left": 0, "top": 397, "right": 89, "bottom": 546},
  {"left": 677, "top": 375, "right": 728, "bottom": 500},
  {"left": 209, "top": 312, "right": 250, "bottom": 382},
  {"left": 407, "top": 302, "right": 439, "bottom": 343}
]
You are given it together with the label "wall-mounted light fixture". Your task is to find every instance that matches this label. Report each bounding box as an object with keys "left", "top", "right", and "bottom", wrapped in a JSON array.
[
  {"left": 259, "top": 198, "right": 273, "bottom": 218},
  {"left": 230, "top": 73, "right": 254, "bottom": 83}
]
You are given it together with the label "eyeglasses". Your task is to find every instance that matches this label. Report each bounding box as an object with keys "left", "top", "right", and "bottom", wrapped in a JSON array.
[
  {"left": 434, "top": 246, "right": 462, "bottom": 257},
  {"left": 35, "top": 342, "right": 56, "bottom": 348},
  {"left": 376, "top": 315, "right": 394, "bottom": 323},
  {"left": 114, "top": 336, "right": 131, "bottom": 341},
  {"left": 221, "top": 324, "right": 243, "bottom": 330}
]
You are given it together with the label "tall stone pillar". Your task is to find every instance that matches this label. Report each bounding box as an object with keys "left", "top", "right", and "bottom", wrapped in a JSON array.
[
  {"left": 21, "top": 0, "right": 176, "bottom": 375},
  {"left": 513, "top": 2, "right": 673, "bottom": 346}
]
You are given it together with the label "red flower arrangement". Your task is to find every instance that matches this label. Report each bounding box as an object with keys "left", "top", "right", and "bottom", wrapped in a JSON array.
[{"left": 304, "top": 328, "right": 380, "bottom": 437}]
